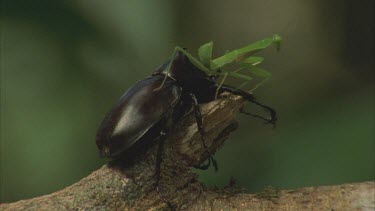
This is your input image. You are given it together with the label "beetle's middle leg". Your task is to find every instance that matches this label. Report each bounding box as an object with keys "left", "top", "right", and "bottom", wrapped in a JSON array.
[
  {"left": 189, "top": 93, "right": 218, "bottom": 171},
  {"left": 154, "top": 130, "right": 175, "bottom": 209},
  {"left": 155, "top": 130, "right": 166, "bottom": 186}
]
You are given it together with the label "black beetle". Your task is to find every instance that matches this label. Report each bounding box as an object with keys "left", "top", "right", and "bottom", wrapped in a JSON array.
[
  {"left": 96, "top": 48, "right": 276, "bottom": 170},
  {"left": 96, "top": 48, "right": 277, "bottom": 208}
]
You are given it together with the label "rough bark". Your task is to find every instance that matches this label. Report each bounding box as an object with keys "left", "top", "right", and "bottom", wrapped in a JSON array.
[{"left": 1, "top": 94, "right": 374, "bottom": 210}]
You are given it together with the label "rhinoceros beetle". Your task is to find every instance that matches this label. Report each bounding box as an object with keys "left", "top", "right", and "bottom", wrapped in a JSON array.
[
  {"left": 96, "top": 47, "right": 277, "bottom": 208},
  {"left": 96, "top": 48, "right": 277, "bottom": 170}
]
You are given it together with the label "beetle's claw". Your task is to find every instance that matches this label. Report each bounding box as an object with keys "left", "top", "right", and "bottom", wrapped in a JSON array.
[
  {"left": 193, "top": 155, "right": 219, "bottom": 172},
  {"left": 266, "top": 115, "right": 277, "bottom": 128},
  {"left": 211, "top": 156, "right": 219, "bottom": 172},
  {"left": 156, "top": 185, "right": 175, "bottom": 210},
  {"left": 264, "top": 118, "right": 277, "bottom": 128},
  {"left": 194, "top": 158, "right": 211, "bottom": 170}
]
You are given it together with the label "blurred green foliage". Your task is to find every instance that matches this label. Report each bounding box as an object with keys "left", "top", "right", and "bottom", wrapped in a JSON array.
[{"left": 1, "top": 0, "right": 374, "bottom": 203}]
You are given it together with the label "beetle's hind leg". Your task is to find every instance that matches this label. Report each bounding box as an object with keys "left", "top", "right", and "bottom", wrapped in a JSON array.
[
  {"left": 190, "top": 93, "right": 218, "bottom": 171},
  {"left": 218, "top": 85, "right": 277, "bottom": 126}
]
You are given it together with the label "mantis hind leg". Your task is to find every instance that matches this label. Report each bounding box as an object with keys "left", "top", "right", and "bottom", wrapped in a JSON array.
[{"left": 218, "top": 85, "right": 277, "bottom": 126}]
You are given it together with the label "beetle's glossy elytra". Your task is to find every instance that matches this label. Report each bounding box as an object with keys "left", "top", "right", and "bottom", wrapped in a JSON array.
[{"left": 96, "top": 75, "right": 181, "bottom": 157}]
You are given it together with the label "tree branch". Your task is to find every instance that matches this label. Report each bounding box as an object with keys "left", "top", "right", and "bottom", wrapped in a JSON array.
[{"left": 1, "top": 94, "right": 374, "bottom": 210}]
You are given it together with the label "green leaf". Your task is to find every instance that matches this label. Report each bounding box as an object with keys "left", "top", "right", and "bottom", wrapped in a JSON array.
[
  {"left": 220, "top": 71, "right": 253, "bottom": 81},
  {"left": 241, "top": 56, "right": 264, "bottom": 65},
  {"left": 210, "top": 34, "right": 282, "bottom": 70},
  {"left": 198, "top": 41, "right": 213, "bottom": 68}
]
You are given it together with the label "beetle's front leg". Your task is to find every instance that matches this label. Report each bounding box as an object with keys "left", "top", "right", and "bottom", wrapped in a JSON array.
[
  {"left": 218, "top": 84, "right": 277, "bottom": 126},
  {"left": 189, "top": 93, "right": 218, "bottom": 171}
]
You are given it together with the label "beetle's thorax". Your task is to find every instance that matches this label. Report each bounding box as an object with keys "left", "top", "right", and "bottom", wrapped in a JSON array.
[
  {"left": 169, "top": 51, "right": 207, "bottom": 82},
  {"left": 168, "top": 51, "right": 217, "bottom": 101}
]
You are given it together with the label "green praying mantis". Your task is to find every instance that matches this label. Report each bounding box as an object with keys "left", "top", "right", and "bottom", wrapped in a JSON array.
[{"left": 157, "top": 34, "right": 282, "bottom": 95}]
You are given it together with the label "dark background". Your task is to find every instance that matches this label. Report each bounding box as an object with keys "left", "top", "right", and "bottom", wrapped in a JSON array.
[{"left": 1, "top": 0, "right": 374, "bottom": 203}]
